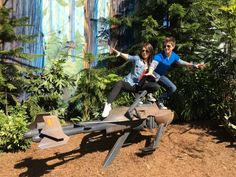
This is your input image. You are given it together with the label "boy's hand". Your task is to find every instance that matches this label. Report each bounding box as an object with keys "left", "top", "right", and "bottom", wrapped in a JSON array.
[{"left": 195, "top": 63, "right": 206, "bottom": 69}]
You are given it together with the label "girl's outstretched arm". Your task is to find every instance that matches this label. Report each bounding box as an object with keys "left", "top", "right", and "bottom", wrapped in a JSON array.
[{"left": 111, "top": 47, "right": 129, "bottom": 60}]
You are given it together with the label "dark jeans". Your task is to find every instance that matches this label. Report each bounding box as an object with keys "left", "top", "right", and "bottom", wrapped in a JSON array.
[
  {"left": 107, "top": 80, "right": 159, "bottom": 104},
  {"left": 157, "top": 75, "right": 177, "bottom": 102}
]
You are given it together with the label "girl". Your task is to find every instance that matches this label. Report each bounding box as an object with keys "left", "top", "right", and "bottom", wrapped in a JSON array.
[{"left": 102, "top": 43, "right": 159, "bottom": 117}]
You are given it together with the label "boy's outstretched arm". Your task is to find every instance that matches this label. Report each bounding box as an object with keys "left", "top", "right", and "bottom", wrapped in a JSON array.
[{"left": 176, "top": 59, "right": 206, "bottom": 69}]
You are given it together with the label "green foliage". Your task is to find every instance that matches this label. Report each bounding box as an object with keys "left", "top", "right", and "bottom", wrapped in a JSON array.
[
  {"left": 170, "top": 68, "right": 212, "bottom": 121},
  {"left": 141, "top": 16, "right": 160, "bottom": 44},
  {"left": 110, "top": 0, "right": 235, "bottom": 137},
  {"left": 160, "top": 0, "right": 236, "bottom": 138},
  {"left": 110, "top": 16, "right": 133, "bottom": 27},
  {"left": 163, "top": 0, "right": 236, "bottom": 126},
  {"left": 0, "top": 6, "right": 37, "bottom": 51},
  {"left": 22, "top": 96, "right": 44, "bottom": 120},
  {"left": 0, "top": 107, "right": 31, "bottom": 152},
  {"left": 0, "top": 7, "right": 16, "bottom": 42},
  {"left": 23, "top": 58, "right": 76, "bottom": 120},
  {"left": 67, "top": 66, "right": 122, "bottom": 121},
  {"left": 0, "top": 62, "right": 28, "bottom": 115},
  {"left": 0, "top": 5, "right": 41, "bottom": 116},
  {"left": 169, "top": 3, "right": 186, "bottom": 19}
]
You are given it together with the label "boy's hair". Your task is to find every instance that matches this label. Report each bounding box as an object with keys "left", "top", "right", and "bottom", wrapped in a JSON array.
[{"left": 164, "top": 37, "right": 176, "bottom": 46}]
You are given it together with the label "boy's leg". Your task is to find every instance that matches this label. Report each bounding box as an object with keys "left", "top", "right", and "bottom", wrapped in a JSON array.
[{"left": 157, "top": 76, "right": 177, "bottom": 109}]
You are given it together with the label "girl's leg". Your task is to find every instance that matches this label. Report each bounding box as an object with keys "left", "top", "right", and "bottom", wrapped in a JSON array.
[
  {"left": 102, "top": 80, "right": 135, "bottom": 117},
  {"left": 140, "top": 82, "right": 160, "bottom": 102},
  {"left": 139, "top": 82, "right": 160, "bottom": 93},
  {"left": 107, "top": 80, "right": 136, "bottom": 103}
]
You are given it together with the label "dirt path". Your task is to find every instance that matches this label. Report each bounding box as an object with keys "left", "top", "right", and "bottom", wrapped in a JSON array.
[{"left": 0, "top": 121, "right": 235, "bottom": 177}]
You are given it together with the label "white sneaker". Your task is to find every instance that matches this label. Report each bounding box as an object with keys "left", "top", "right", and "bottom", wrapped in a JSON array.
[
  {"left": 157, "top": 101, "right": 167, "bottom": 110},
  {"left": 138, "top": 101, "right": 143, "bottom": 106},
  {"left": 102, "top": 102, "right": 112, "bottom": 117},
  {"left": 147, "top": 93, "right": 156, "bottom": 102}
]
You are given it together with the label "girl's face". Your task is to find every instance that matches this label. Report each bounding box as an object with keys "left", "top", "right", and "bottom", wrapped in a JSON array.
[
  {"left": 164, "top": 42, "right": 175, "bottom": 56},
  {"left": 141, "top": 47, "right": 150, "bottom": 60}
]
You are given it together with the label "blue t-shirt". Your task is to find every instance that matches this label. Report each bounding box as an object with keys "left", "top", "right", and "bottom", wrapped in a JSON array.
[
  {"left": 152, "top": 51, "right": 180, "bottom": 75},
  {"left": 124, "top": 55, "right": 146, "bottom": 86}
]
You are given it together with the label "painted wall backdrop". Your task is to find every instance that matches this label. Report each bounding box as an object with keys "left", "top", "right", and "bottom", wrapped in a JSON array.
[
  {"left": 42, "top": 0, "right": 110, "bottom": 75},
  {"left": 3, "top": 0, "right": 44, "bottom": 68},
  {"left": 4, "top": 0, "right": 134, "bottom": 74}
]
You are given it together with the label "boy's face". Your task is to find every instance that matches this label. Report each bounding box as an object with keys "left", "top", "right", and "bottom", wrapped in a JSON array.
[{"left": 164, "top": 42, "right": 175, "bottom": 56}]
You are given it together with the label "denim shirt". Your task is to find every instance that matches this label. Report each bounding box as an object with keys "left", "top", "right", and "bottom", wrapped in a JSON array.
[{"left": 123, "top": 55, "right": 146, "bottom": 86}]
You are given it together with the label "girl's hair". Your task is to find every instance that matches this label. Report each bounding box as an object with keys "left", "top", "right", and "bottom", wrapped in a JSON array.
[{"left": 139, "top": 42, "right": 154, "bottom": 66}]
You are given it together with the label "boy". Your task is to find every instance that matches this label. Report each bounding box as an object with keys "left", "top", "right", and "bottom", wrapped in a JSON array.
[{"left": 146, "top": 37, "right": 205, "bottom": 109}]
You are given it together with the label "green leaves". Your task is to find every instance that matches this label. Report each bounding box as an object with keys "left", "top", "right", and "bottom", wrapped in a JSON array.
[
  {"left": 169, "top": 3, "right": 186, "bottom": 19},
  {"left": 0, "top": 23, "right": 16, "bottom": 42},
  {"left": 141, "top": 16, "right": 160, "bottom": 42},
  {"left": 122, "top": 0, "right": 236, "bottom": 132},
  {"left": 0, "top": 109, "right": 31, "bottom": 152},
  {"left": 24, "top": 58, "right": 76, "bottom": 116},
  {"left": 67, "top": 66, "right": 122, "bottom": 121}
]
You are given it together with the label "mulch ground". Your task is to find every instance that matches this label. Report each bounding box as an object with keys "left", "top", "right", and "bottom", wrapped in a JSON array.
[{"left": 0, "top": 120, "right": 235, "bottom": 177}]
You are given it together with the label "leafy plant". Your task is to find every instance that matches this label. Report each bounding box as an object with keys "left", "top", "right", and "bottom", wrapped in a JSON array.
[
  {"left": 0, "top": 5, "right": 40, "bottom": 115},
  {"left": 23, "top": 58, "right": 76, "bottom": 120},
  {"left": 110, "top": 0, "right": 236, "bottom": 134},
  {"left": 67, "top": 67, "right": 122, "bottom": 121},
  {"left": 0, "top": 107, "right": 31, "bottom": 152}
]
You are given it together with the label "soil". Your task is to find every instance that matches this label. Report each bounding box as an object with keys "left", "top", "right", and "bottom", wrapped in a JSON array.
[{"left": 0, "top": 120, "right": 235, "bottom": 177}]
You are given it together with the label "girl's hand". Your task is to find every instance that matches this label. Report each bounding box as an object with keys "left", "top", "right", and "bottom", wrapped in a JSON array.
[
  {"left": 111, "top": 48, "right": 120, "bottom": 57},
  {"left": 145, "top": 72, "right": 157, "bottom": 79}
]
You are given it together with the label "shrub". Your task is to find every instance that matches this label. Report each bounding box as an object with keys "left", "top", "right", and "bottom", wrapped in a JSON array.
[{"left": 0, "top": 107, "right": 31, "bottom": 152}]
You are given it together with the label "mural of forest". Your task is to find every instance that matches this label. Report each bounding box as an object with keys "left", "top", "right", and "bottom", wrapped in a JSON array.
[{"left": 2, "top": 0, "right": 136, "bottom": 74}]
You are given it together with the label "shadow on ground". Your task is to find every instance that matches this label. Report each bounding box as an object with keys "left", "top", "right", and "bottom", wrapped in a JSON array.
[{"left": 14, "top": 131, "right": 150, "bottom": 177}]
